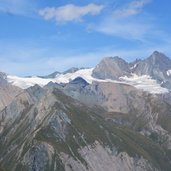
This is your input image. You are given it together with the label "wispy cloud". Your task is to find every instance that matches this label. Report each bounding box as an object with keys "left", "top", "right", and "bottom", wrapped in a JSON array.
[
  {"left": 90, "top": 0, "right": 153, "bottom": 41},
  {"left": 39, "top": 3, "right": 104, "bottom": 23},
  {"left": 0, "top": 0, "right": 36, "bottom": 16},
  {"left": 94, "top": 18, "right": 153, "bottom": 40},
  {"left": 113, "top": 0, "right": 152, "bottom": 18}
]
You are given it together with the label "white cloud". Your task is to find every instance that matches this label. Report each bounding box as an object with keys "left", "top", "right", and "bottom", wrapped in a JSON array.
[
  {"left": 39, "top": 3, "right": 104, "bottom": 23},
  {"left": 0, "top": 0, "right": 36, "bottom": 16},
  {"left": 94, "top": 17, "right": 153, "bottom": 40},
  {"left": 90, "top": 0, "right": 153, "bottom": 40},
  {"left": 113, "top": 0, "right": 152, "bottom": 18}
]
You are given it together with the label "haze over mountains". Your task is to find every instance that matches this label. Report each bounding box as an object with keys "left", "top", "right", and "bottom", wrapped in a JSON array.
[{"left": 1, "top": 51, "right": 171, "bottom": 171}]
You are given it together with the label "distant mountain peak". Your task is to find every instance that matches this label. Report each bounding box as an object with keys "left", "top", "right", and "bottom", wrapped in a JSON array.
[
  {"left": 63, "top": 67, "right": 90, "bottom": 74},
  {"left": 92, "top": 56, "right": 130, "bottom": 80},
  {"left": 152, "top": 50, "right": 161, "bottom": 55},
  {"left": 63, "top": 67, "right": 79, "bottom": 74},
  {"left": 38, "top": 71, "right": 60, "bottom": 79},
  {"left": 102, "top": 56, "right": 127, "bottom": 63},
  {"left": 148, "top": 51, "right": 170, "bottom": 62},
  {"left": 4, "top": 50, "right": 171, "bottom": 92}
]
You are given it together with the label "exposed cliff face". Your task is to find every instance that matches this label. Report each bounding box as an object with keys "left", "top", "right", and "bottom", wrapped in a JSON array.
[
  {"left": 62, "top": 80, "right": 140, "bottom": 113},
  {"left": 61, "top": 141, "right": 158, "bottom": 171},
  {"left": 59, "top": 79, "right": 171, "bottom": 150},
  {"left": 1, "top": 85, "right": 171, "bottom": 171},
  {"left": 0, "top": 72, "right": 7, "bottom": 86},
  {"left": 133, "top": 51, "right": 171, "bottom": 78},
  {"left": 132, "top": 51, "right": 171, "bottom": 89},
  {"left": 92, "top": 51, "right": 171, "bottom": 90},
  {"left": 61, "top": 80, "right": 170, "bottom": 126},
  {"left": 92, "top": 57, "right": 130, "bottom": 80},
  {"left": 0, "top": 72, "right": 22, "bottom": 111}
]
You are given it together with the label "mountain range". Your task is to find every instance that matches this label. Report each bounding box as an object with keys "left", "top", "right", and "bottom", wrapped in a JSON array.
[{"left": 1, "top": 51, "right": 171, "bottom": 171}]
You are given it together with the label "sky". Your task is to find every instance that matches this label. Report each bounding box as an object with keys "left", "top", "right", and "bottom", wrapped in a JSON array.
[{"left": 0, "top": 0, "right": 171, "bottom": 76}]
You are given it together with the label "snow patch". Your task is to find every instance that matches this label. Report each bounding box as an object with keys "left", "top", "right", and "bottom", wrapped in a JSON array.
[
  {"left": 166, "top": 70, "right": 171, "bottom": 76},
  {"left": 130, "top": 64, "right": 137, "bottom": 70},
  {"left": 55, "top": 68, "right": 95, "bottom": 84},
  {"left": 7, "top": 75, "right": 55, "bottom": 89},
  {"left": 7, "top": 68, "right": 169, "bottom": 94},
  {"left": 7, "top": 69, "right": 97, "bottom": 89},
  {"left": 120, "top": 74, "right": 169, "bottom": 94}
]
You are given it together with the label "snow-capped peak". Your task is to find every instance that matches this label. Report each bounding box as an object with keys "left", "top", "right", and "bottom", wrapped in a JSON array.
[
  {"left": 7, "top": 68, "right": 96, "bottom": 89},
  {"left": 120, "top": 74, "right": 169, "bottom": 94},
  {"left": 7, "top": 68, "right": 169, "bottom": 94}
]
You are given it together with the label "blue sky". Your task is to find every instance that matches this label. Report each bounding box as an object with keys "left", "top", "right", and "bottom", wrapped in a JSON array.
[{"left": 0, "top": 0, "right": 171, "bottom": 76}]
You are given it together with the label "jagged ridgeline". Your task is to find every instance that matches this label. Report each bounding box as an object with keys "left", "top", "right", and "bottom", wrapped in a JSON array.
[{"left": 1, "top": 51, "right": 171, "bottom": 171}]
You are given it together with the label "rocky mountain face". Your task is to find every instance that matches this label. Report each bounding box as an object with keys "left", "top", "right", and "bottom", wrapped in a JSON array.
[
  {"left": 0, "top": 72, "right": 22, "bottom": 111},
  {"left": 133, "top": 51, "right": 171, "bottom": 76},
  {"left": 60, "top": 78, "right": 171, "bottom": 146},
  {"left": 92, "top": 51, "right": 171, "bottom": 89},
  {"left": 133, "top": 51, "right": 171, "bottom": 89},
  {"left": 1, "top": 84, "right": 171, "bottom": 171},
  {"left": 1, "top": 51, "right": 171, "bottom": 171},
  {"left": 0, "top": 72, "right": 7, "bottom": 86},
  {"left": 92, "top": 56, "right": 130, "bottom": 80}
]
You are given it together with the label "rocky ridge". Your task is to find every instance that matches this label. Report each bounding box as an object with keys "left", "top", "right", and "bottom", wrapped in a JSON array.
[{"left": 1, "top": 51, "right": 171, "bottom": 171}]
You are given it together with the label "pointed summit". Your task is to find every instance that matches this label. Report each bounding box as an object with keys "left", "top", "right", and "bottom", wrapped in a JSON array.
[
  {"left": 92, "top": 56, "right": 130, "bottom": 80},
  {"left": 149, "top": 50, "right": 170, "bottom": 61},
  {"left": 151, "top": 50, "right": 168, "bottom": 57},
  {"left": 38, "top": 71, "right": 61, "bottom": 79},
  {"left": 102, "top": 56, "right": 128, "bottom": 65},
  {"left": 153, "top": 50, "right": 161, "bottom": 55},
  {"left": 63, "top": 67, "right": 80, "bottom": 74},
  {"left": 132, "top": 51, "right": 171, "bottom": 88},
  {"left": 145, "top": 51, "right": 171, "bottom": 69}
]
